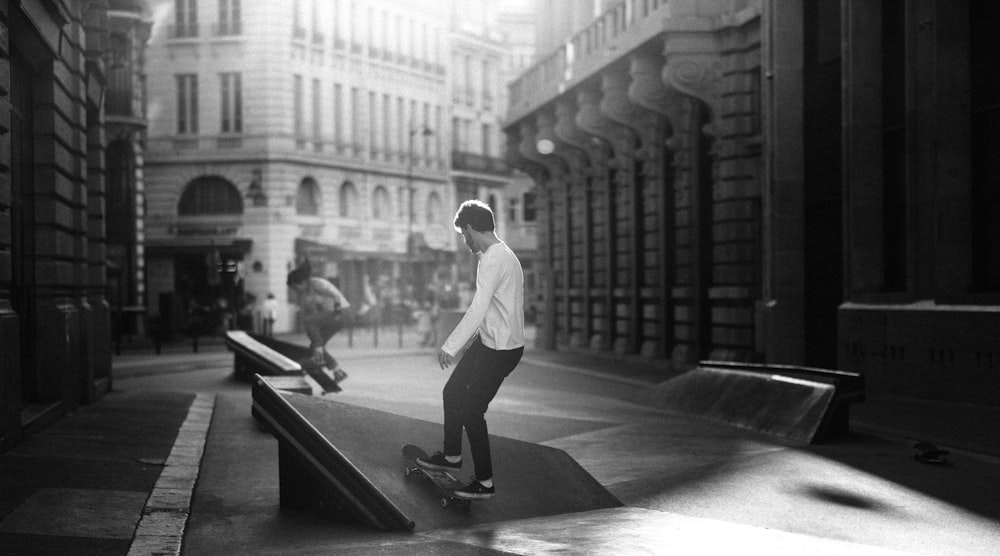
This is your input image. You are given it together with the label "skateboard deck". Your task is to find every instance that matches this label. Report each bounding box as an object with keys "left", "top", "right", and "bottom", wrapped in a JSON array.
[
  {"left": 300, "top": 353, "right": 347, "bottom": 394},
  {"left": 912, "top": 441, "right": 950, "bottom": 465},
  {"left": 401, "top": 444, "right": 472, "bottom": 509}
]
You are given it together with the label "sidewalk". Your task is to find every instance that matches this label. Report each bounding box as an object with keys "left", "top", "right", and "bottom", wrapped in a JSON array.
[{"left": 0, "top": 391, "right": 212, "bottom": 556}]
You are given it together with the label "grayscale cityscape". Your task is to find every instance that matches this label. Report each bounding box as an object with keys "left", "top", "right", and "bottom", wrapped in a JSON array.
[{"left": 1, "top": 0, "right": 998, "bottom": 554}]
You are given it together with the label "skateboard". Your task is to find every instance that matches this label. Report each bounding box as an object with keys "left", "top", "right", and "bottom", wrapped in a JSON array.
[
  {"left": 401, "top": 444, "right": 472, "bottom": 510},
  {"left": 299, "top": 351, "right": 347, "bottom": 394},
  {"left": 912, "top": 441, "right": 950, "bottom": 465}
]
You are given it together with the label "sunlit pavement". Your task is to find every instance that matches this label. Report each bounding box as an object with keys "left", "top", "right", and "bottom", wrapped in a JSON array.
[{"left": 112, "top": 340, "right": 1000, "bottom": 555}]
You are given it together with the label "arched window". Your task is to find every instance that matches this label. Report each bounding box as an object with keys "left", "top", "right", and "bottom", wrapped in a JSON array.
[
  {"left": 178, "top": 176, "right": 243, "bottom": 215},
  {"left": 372, "top": 185, "right": 390, "bottom": 219},
  {"left": 339, "top": 181, "right": 359, "bottom": 218},
  {"left": 296, "top": 177, "right": 320, "bottom": 215},
  {"left": 426, "top": 191, "right": 443, "bottom": 226}
]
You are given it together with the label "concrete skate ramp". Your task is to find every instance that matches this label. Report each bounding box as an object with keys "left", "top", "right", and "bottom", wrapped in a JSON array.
[
  {"left": 638, "top": 361, "right": 865, "bottom": 443},
  {"left": 247, "top": 333, "right": 316, "bottom": 364},
  {"left": 251, "top": 375, "right": 621, "bottom": 532}
]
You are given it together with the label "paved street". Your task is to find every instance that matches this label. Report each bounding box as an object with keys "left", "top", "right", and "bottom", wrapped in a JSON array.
[{"left": 105, "top": 337, "right": 1000, "bottom": 555}]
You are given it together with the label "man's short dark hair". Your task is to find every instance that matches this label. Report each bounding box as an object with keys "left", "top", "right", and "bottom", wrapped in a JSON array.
[
  {"left": 287, "top": 260, "right": 312, "bottom": 286},
  {"left": 453, "top": 199, "right": 495, "bottom": 233}
]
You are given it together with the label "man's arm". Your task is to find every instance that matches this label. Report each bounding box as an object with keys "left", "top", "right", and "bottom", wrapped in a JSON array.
[
  {"left": 310, "top": 278, "right": 351, "bottom": 309},
  {"left": 440, "top": 253, "right": 503, "bottom": 356}
]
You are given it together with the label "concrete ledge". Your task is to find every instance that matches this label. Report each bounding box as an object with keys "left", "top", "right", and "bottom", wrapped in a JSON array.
[{"left": 225, "top": 331, "right": 302, "bottom": 381}]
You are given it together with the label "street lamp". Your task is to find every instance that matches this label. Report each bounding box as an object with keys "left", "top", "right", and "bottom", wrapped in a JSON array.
[
  {"left": 402, "top": 125, "right": 433, "bottom": 346},
  {"left": 406, "top": 125, "right": 434, "bottom": 278}
]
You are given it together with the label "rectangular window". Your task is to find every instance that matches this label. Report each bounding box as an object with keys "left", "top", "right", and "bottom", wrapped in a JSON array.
[
  {"left": 408, "top": 19, "right": 416, "bottom": 60},
  {"left": 333, "top": 83, "right": 343, "bottom": 146},
  {"left": 482, "top": 123, "right": 492, "bottom": 157},
  {"left": 351, "top": 87, "right": 360, "bottom": 151},
  {"left": 421, "top": 23, "right": 428, "bottom": 62},
  {"left": 294, "top": 74, "right": 304, "bottom": 140},
  {"left": 369, "top": 91, "right": 377, "bottom": 156},
  {"left": 175, "top": 0, "right": 198, "bottom": 37},
  {"left": 434, "top": 27, "right": 441, "bottom": 64},
  {"left": 176, "top": 73, "right": 198, "bottom": 134},
  {"left": 397, "top": 97, "right": 405, "bottom": 157},
  {"left": 220, "top": 72, "right": 242, "bottom": 133},
  {"left": 452, "top": 117, "right": 460, "bottom": 151},
  {"left": 292, "top": 0, "right": 305, "bottom": 38},
  {"left": 382, "top": 93, "right": 391, "bottom": 156},
  {"left": 464, "top": 55, "right": 472, "bottom": 105},
  {"left": 312, "top": 78, "right": 322, "bottom": 142},
  {"left": 422, "top": 102, "right": 431, "bottom": 161},
  {"left": 218, "top": 0, "right": 241, "bottom": 34},
  {"left": 434, "top": 105, "right": 442, "bottom": 162},
  {"left": 367, "top": 6, "right": 374, "bottom": 50},
  {"left": 482, "top": 60, "right": 492, "bottom": 108}
]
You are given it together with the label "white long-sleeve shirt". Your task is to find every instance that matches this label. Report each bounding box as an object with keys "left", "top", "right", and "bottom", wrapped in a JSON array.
[
  {"left": 301, "top": 277, "right": 350, "bottom": 314},
  {"left": 442, "top": 241, "right": 525, "bottom": 356}
]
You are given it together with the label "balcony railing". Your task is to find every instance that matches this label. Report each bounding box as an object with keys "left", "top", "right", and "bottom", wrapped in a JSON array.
[
  {"left": 168, "top": 22, "right": 200, "bottom": 39},
  {"left": 149, "top": 134, "right": 395, "bottom": 158},
  {"left": 451, "top": 151, "right": 510, "bottom": 176},
  {"left": 507, "top": 0, "right": 675, "bottom": 122},
  {"left": 212, "top": 20, "right": 242, "bottom": 36}
]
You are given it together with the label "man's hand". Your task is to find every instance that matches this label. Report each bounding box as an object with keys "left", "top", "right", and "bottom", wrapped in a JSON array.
[{"left": 437, "top": 349, "right": 454, "bottom": 370}]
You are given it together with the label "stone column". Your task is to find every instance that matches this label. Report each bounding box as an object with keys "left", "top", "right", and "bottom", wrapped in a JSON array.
[
  {"left": 577, "top": 86, "right": 639, "bottom": 354},
  {"left": 628, "top": 53, "right": 684, "bottom": 362},
  {"left": 553, "top": 99, "right": 599, "bottom": 349}
]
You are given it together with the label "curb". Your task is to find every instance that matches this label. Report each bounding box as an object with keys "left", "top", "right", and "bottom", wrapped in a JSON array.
[{"left": 128, "top": 393, "right": 217, "bottom": 556}]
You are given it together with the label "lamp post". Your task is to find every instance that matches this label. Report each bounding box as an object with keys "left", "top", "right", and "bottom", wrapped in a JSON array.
[{"left": 404, "top": 124, "right": 433, "bottom": 346}]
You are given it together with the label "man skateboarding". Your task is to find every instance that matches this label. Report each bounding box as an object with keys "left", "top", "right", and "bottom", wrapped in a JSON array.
[
  {"left": 287, "top": 261, "right": 351, "bottom": 367},
  {"left": 416, "top": 200, "right": 525, "bottom": 500}
]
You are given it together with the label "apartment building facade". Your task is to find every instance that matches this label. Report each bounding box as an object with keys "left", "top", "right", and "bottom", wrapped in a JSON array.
[{"left": 143, "top": 0, "right": 454, "bottom": 334}]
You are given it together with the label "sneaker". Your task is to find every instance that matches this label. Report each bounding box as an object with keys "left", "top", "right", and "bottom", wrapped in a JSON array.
[
  {"left": 453, "top": 480, "right": 494, "bottom": 500},
  {"left": 333, "top": 368, "right": 348, "bottom": 383},
  {"left": 309, "top": 348, "right": 325, "bottom": 365},
  {"left": 416, "top": 451, "right": 461, "bottom": 471}
]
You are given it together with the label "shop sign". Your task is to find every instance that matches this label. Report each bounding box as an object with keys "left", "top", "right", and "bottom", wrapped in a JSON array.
[{"left": 168, "top": 225, "right": 239, "bottom": 237}]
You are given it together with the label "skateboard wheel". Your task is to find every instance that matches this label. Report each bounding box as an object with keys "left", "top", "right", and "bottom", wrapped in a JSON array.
[
  {"left": 440, "top": 497, "right": 449, "bottom": 508},
  {"left": 404, "top": 468, "right": 412, "bottom": 478}
]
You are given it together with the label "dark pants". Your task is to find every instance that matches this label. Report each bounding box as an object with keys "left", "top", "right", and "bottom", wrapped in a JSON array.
[
  {"left": 301, "top": 310, "right": 345, "bottom": 349},
  {"left": 442, "top": 337, "right": 523, "bottom": 481}
]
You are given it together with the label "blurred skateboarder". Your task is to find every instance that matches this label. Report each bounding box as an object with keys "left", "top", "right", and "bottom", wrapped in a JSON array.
[
  {"left": 287, "top": 261, "right": 351, "bottom": 365},
  {"left": 416, "top": 200, "right": 525, "bottom": 500}
]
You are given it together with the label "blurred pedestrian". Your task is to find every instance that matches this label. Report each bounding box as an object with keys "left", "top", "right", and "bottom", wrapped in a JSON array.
[{"left": 262, "top": 293, "right": 278, "bottom": 336}]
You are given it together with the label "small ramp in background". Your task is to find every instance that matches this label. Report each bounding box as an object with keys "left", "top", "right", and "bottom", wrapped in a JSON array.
[
  {"left": 251, "top": 376, "right": 622, "bottom": 532},
  {"left": 638, "top": 361, "right": 866, "bottom": 443}
]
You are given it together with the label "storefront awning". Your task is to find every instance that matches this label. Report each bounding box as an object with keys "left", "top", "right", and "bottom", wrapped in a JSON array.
[
  {"left": 295, "top": 238, "right": 454, "bottom": 263},
  {"left": 146, "top": 237, "right": 253, "bottom": 255}
]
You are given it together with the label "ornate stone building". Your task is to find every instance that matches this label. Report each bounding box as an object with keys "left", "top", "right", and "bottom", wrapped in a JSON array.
[
  {"left": 506, "top": 1, "right": 765, "bottom": 368},
  {"left": 505, "top": 0, "right": 1000, "bottom": 405},
  {"left": 1, "top": 0, "right": 143, "bottom": 450},
  {"left": 142, "top": 0, "right": 455, "bottom": 334}
]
